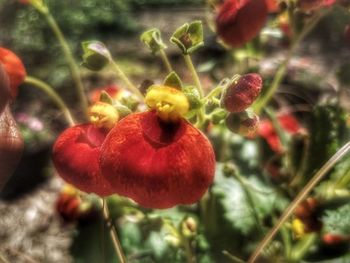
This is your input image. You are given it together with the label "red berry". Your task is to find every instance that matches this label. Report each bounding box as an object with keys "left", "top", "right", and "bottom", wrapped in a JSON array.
[
  {"left": 52, "top": 124, "right": 113, "bottom": 196},
  {"left": 0, "top": 47, "right": 26, "bottom": 99},
  {"left": 100, "top": 111, "right": 216, "bottom": 209},
  {"left": 223, "top": 73, "right": 262, "bottom": 113},
  {"left": 216, "top": 0, "right": 268, "bottom": 47}
]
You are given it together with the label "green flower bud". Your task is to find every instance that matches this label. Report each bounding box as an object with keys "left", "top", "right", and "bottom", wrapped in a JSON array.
[
  {"left": 170, "top": 21, "right": 204, "bottom": 54},
  {"left": 82, "top": 41, "right": 111, "bottom": 71},
  {"left": 140, "top": 28, "right": 167, "bottom": 54}
]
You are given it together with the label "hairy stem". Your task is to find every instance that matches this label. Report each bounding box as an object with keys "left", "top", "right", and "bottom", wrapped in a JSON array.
[
  {"left": 111, "top": 61, "right": 143, "bottom": 100},
  {"left": 159, "top": 49, "right": 173, "bottom": 73},
  {"left": 24, "top": 76, "right": 75, "bottom": 126},
  {"left": 248, "top": 141, "right": 350, "bottom": 263},
  {"left": 44, "top": 13, "right": 88, "bottom": 115},
  {"left": 102, "top": 198, "right": 127, "bottom": 263}
]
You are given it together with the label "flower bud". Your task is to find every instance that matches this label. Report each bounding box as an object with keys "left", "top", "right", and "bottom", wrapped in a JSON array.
[
  {"left": 222, "top": 73, "right": 262, "bottom": 113},
  {"left": 170, "top": 21, "right": 204, "bottom": 54},
  {"left": 140, "top": 28, "right": 167, "bottom": 54},
  {"left": 181, "top": 217, "right": 197, "bottom": 237},
  {"left": 82, "top": 41, "right": 111, "bottom": 71},
  {"left": 0, "top": 47, "right": 26, "bottom": 99},
  {"left": 225, "top": 110, "right": 259, "bottom": 137}
]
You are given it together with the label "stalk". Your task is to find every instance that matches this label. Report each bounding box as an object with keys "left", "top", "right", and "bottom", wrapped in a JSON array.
[
  {"left": 102, "top": 198, "right": 127, "bottom": 263},
  {"left": 248, "top": 141, "right": 350, "bottom": 263},
  {"left": 24, "top": 76, "right": 75, "bottom": 126},
  {"left": 159, "top": 49, "right": 173, "bottom": 73}
]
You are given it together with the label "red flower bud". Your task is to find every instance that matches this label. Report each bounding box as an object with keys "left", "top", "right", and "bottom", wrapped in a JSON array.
[
  {"left": 215, "top": 0, "right": 268, "bottom": 47},
  {"left": 100, "top": 111, "right": 216, "bottom": 209},
  {"left": 297, "top": 0, "right": 336, "bottom": 11},
  {"left": 0, "top": 47, "right": 26, "bottom": 99},
  {"left": 223, "top": 73, "right": 262, "bottom": 113},
  {"left": 52, "top": 124, "right": 113, "bottom": 196},
  {"left": 0, "top": 105, "right": 24, "bottom": 191}
]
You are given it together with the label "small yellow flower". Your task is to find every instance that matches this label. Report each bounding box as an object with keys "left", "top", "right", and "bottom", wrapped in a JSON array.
[
  {"left": 62, "top": 184, "right": 79, "bottom": 196},
  {"left": 292, "top": 218, "right": 306, "bottom": 239},
  {"left": 145, "top": 85, "right": 189, "bottom": 122},
  {"left": 89, "top": 102, "right": 119, "bottom": 130}
]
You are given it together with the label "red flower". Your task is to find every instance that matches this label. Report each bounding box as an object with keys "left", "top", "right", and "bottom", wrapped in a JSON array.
[
  {"left": 88, "top": 85, "right": 121, "bottom": 103},
  {"left": 52, "top": 124, "right": 113, "bottom": 196},
  {"left": 215, "top": 0, "right": 268, "bottom": 47},
  {"left": 322, "top": 233, "right": 350, "bottom": 245},
  {"left": 297, "top": 0, "right": 336, "bottom": 11},
  {"left": 0, "top": 47, "right": 26, "bottom": 99},
  {"left": 223, "top": 73, "right": 263, "bottom": 113},
  {"left": 0, "top": 106, "right": 24, "bottom": 191},
  {"left": 265, "top": 0, "right": 279, "bottom": 13},
  {"left": 0, "top": 64, "right": 11, "bottom": 115},
  {"left": 100, "top": 111, "right": 216, "bottom": 209},
  {"left": 258, "top": 113, "right": 303, "bottom": 153}
]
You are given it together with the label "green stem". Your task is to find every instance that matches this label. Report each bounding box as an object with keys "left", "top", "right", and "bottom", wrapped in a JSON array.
[
  {"left": 222, "top": 251, "right": 245, "bottom": 263},
  {"left": 183, "top": 54, "right": 206, "bottom": 127},
  {"left": 24, "top": 76, "right": 75, "bottom": 126},
  {"left": 290, "top": 234, "right": 317, "bottom": 261},
  {"left": 280, "top": 224, "right": 292, "bottom": 259},
  {"left": 111, "top": 61, "right": 143, "bottom": 100},
  {"left": 159, "top": 49, "right": 173, "bottom": 73},
  {"left": 248, "top": 140, "right": 350, "bottom": 263},
  {"left": 102, "top": 198, "right": 127, "bottom": 263},
  {"left": 43, "top": 12, "right": 88, "bottom": 115},
  {"left": 253, "top": 12, "right": 326, "bottom": 114},
  {"left": 183, "top": 54, "right": 204, "bottom": 98}
]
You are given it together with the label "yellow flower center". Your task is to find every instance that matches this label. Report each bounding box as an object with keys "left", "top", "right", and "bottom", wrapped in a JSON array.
[
  {"left": 145, "top": 85, "right": 189, "bottom": 122},
  {"left": 89, "top": 102, "right": 119, "bottom": 130}
]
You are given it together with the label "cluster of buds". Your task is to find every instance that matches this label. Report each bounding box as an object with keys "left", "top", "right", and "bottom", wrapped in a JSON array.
[{"left": 221, "top": 73, "right": 262, "bottom": 137}]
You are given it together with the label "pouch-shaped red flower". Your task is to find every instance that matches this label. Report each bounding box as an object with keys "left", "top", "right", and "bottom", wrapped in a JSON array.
[
  {"left": 0, "top": 47, "right": 26, "bottom": 98},
  {"left": 216, "top": 0, "right": 268, "bottom": 47},
  {"left": 100, "top": 110, "right": 216, "bottom": 209},
  {"left": 52, "top": 124, "right": 113, "bottom": 196}
]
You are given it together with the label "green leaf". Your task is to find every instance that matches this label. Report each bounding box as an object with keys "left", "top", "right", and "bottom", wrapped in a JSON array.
[
  {"left": 212, "top": 165, "right": 288, "bottom": 235},
  {"left": 163, "top": 71, "right": 183, "bottom": 90},
  {"left": 140, "top": 28, "right": 167, "bottom": 54},
  {"left": 323, "top": 203, "right": 350, "bottom": 235},
  {"left": 99, "top": 91, "right": 113, "bottom": 104},
  {"left": 170, "top": 21, "right": 204, "bottom": 54}
]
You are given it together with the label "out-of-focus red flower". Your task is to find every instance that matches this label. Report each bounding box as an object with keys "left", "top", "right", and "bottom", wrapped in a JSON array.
[
  {"left": 215, "top": 0, "right": 268, "bottom": 47},
  {"left": 322, "top": 233, "right": 350, "bottom": 245},
  {"left": 223, "top": 73, "right": 263, "bottom": 113},
  {"left": 19, "top": 0, "right": 30, "bottom": 4},
  {"left": 52, "top": 124, "right": 113, "bottom": 196},
  {"left": 55, "top": 184, "right": 96, "bottom": 222},
  {"left": 0, "top": 47, "right": 26, "bottom": 99},
  {"left": 258, "top": 113, "right": 303, "bottom": 153},
  {"left": 0, "top": 64, "right": 10, "bottom": 115},
  {"left": 100, "top": 110, "right": 216, "bottom": 209},
  {"left": 297, "top": 0, "right": 336, "bottom": 11},
  {"left": 88, "top": 85, "right": 121, "bottom": 103},
  {"left": 0, "top": 105, "right": 24, "bottom": 191},
  {"left": 265, "top": 0, "right": 279, "bottom": 13}
]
